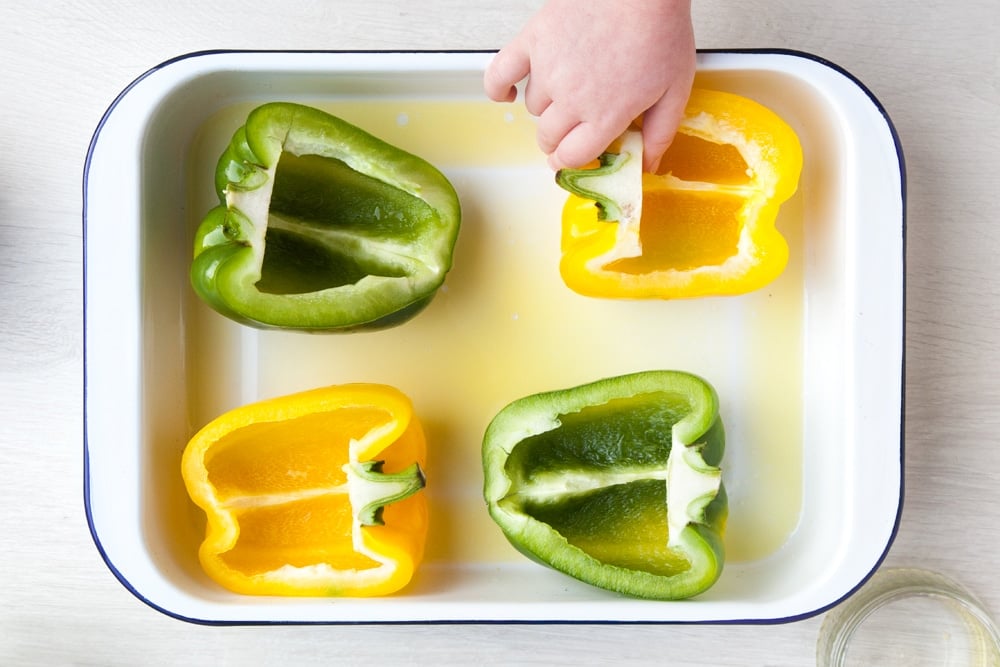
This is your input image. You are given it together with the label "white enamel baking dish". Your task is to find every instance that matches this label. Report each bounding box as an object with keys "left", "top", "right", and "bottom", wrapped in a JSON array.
[{"left": 83, "top": 50, "right": 904, "bottom": 624}]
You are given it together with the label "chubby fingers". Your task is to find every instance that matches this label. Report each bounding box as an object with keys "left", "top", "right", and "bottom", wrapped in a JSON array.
[{"left": 484, "top": 44, "right": 531, "bottom": 103}]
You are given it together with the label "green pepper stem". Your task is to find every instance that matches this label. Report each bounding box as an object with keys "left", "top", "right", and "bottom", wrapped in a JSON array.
[
  {"left": 554, "top": 130, "right": 644, "bottom": 225},
  {"left": 665, "top": 439, "right": 722, "bottom": 548},
  {"left": 347, "top": 460, "right": 426, "bottom": 526}
]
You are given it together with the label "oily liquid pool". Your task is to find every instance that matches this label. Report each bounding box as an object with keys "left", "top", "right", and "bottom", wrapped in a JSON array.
[{"left": 185, "top": 98, "right": 803, "bottom": 567}]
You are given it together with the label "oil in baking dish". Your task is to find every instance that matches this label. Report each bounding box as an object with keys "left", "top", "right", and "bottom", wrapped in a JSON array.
[{"left": 185, "top": 98, "right": 804, "bottom": 567}]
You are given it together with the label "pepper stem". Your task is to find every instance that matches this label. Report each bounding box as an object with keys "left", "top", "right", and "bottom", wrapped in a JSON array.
[
  {"left": 554, "top": 129, "right": 644, "bottom": 225},
  {"left": 665, "top": 439, "right": 722, "bottom": 548},
  {"left": 347, "top": 460, "right": 426, "bottom": 526}
]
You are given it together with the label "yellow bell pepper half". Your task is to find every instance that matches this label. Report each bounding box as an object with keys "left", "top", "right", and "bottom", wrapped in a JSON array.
[
  {"left": 181, "top": 383, "right": 428, "bottom": 597},
  {"left": 556, "top": 89, "right": 803, "bottom": 299}
]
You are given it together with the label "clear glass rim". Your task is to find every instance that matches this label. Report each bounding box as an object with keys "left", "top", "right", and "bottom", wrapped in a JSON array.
[{"left": 817, "top": 567, "right": 1000, "bottom": 666}]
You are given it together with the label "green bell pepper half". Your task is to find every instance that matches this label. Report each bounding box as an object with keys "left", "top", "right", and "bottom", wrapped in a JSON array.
[
  {"left": 191, "top": 102, "right": 461, "bottom": 331},
  {"left": 482, "top": 370, "right": 727, "bottom": 600}
]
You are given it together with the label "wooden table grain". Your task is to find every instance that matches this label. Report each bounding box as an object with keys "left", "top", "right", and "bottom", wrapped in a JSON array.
[{"left": 2, "top": 1, "right": 998, "bottom": 664}]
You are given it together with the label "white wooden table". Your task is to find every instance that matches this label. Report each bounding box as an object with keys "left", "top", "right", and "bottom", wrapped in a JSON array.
[{"left": 2, "top": 1, "right": 998, "bottom": 663}]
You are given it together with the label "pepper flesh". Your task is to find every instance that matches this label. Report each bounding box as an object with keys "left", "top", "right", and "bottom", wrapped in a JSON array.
[
  {"left": 181, "top": 383, "right": 428, "bottom": 597},
  {"left": 191, "top": 102, "right": 461, "bottom": 331},
  {"left": 482, "top": 371, "right": 727, "bottom": 600},
  {"left": 556, "top": 89, "right": 803, "bottom": 299}
]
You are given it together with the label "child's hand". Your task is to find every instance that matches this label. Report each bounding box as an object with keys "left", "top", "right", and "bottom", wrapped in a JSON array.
[{"left": 484, "top": 0, "right": 695, "bottom": 172}]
